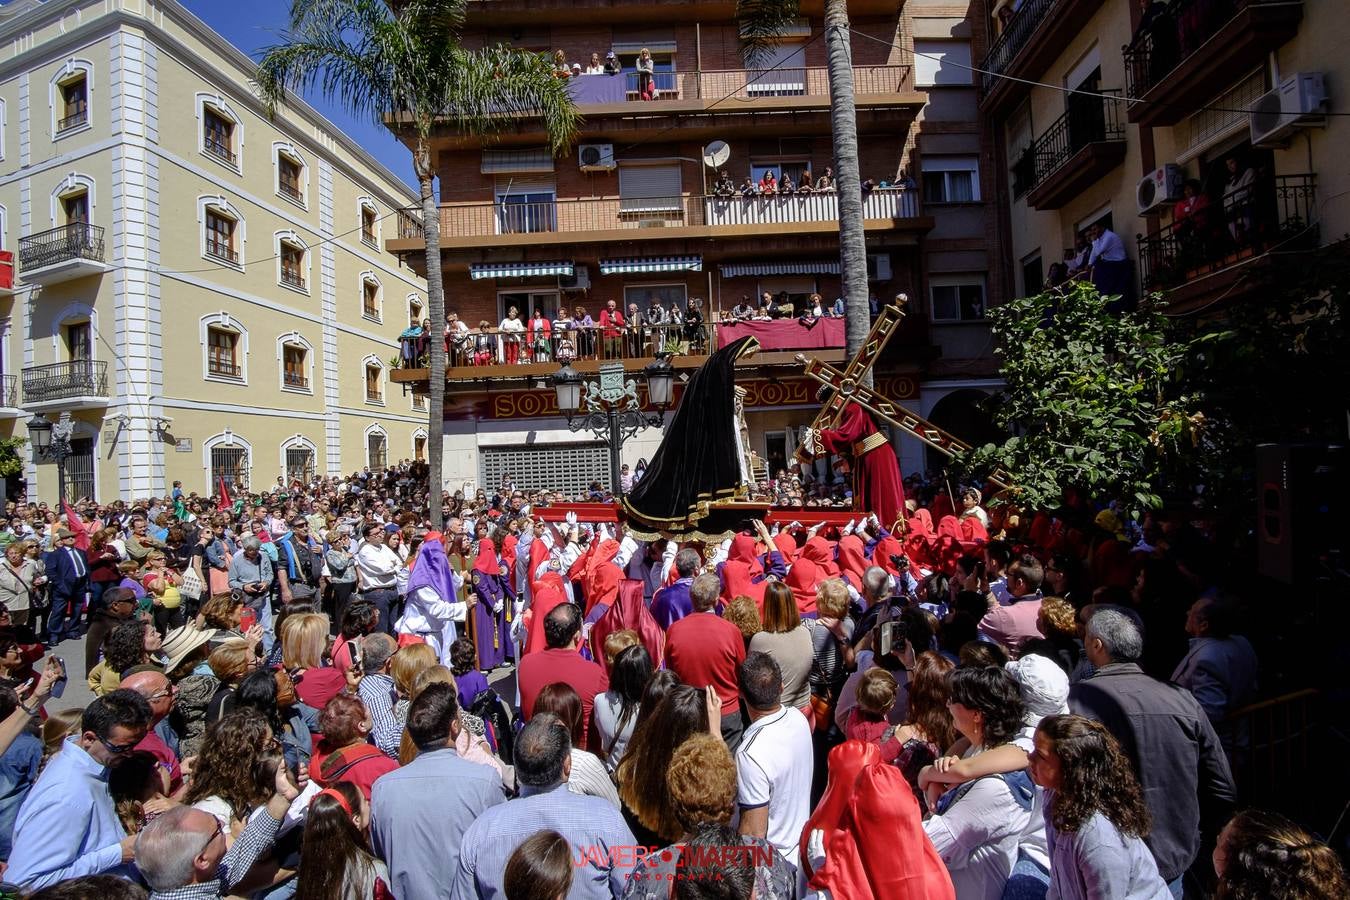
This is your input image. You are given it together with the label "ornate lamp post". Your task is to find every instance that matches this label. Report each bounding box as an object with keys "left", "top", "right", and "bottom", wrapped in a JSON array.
[
  {"left": 26, "top": 412, "right": 74, "bottom": 502},
  {"left": 552, "top": 357, "right": 675, "bottom": 497}
]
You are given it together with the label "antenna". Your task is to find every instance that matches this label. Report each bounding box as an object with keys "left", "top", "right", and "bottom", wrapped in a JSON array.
[{"left": 702, "top": 140, "right": 731, "bottom": 168}]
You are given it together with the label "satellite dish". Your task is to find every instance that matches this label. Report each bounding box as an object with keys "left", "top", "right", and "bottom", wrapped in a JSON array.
[{"left": 702, "top": 140, "right": 731, "bottom": 168}]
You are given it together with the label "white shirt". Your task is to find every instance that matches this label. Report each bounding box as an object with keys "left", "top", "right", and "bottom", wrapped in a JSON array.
[
  {"left": 735, "top": 706, "right": 813, "bottom": 866},
  {"left": 1089, "top": 228, "right": 1127, "bottom": 264},
  {"left": 566, "top": 749, "right": 621, "bottom": 808},
  {"left": 355, "top": 543, "right": 401, "bottom": 588}
]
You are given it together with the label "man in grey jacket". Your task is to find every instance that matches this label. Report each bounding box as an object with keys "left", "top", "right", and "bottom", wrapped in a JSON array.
[{"left": 1069, "top": 608, "right": 1236, "bottom": 899}]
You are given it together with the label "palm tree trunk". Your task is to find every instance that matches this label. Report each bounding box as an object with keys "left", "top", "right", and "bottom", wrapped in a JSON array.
[
  {"left": 415, "top": 135, "right": 446, "bottom": 531},
  {"left": 824, "top": 0, "right": 872, "bottom": 386}
]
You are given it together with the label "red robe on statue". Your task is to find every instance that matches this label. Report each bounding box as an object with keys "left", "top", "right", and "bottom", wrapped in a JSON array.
[{"left": 818, "top": 402, "right": 905, "bottom": 529}]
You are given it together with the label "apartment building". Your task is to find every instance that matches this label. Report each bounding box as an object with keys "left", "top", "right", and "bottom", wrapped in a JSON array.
[
  {"left": 982, "top": 0, "right": 1344, "bottom": 314},
  {"left": 388, "top": 0, "right": 1007, "bottom": 493},
  {"left": 0, "top": 0, "right": 430, "bottom": 502}
]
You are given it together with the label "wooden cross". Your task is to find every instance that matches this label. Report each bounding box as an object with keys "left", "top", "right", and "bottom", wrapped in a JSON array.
[{"left": 798, "top": 302, "right": 1011, "bottom": 491}]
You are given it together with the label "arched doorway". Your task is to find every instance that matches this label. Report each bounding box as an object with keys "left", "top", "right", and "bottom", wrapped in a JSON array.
[{"left": 925, "top": 388, "right": 1004, "bottom": 473}]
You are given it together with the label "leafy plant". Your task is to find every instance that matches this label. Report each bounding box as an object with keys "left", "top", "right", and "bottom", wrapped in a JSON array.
[
  {"left": 0, "top": 437, "right": 27, "bottom": 479},
  {"left": 954, "top": 282, "right": 1202, "bottom": 515}
]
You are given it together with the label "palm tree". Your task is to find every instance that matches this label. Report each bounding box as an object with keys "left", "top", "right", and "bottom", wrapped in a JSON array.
[
  {"left": 257, "top": 0, "right": 580, "bottom": 529},
  {"left": 742, "top": 0, "right": 872, "bottom": 382}
]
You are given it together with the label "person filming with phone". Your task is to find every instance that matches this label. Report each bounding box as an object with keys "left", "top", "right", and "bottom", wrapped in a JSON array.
[{"left": 227, "top": 537, "right": 274, "bottom": 653}]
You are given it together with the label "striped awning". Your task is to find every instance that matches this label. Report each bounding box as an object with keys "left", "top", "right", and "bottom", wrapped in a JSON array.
[
  {"left": 720, "top": 260, "right": 841, "bottom": 278},
  {"left": 469, "top": 260, "right": 573, "bottom": 280},
  {"left": 598, "top": 255, "right": 702, "bottom": 276}
]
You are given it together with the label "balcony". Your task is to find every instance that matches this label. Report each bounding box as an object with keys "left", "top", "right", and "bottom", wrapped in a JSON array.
[
  {"left": 0, "top": 374, "right": 20, "bottom": 415},
  {"left": 281, "top": 269, "right": 307, "bottom": 291},
  {"left": 396, "top": 188, "right": 923, "bottom": 252},
  {"left": 392, "top": 318, "right": 855, "bottom": 386},
  {"left": 1138, "top": 173, "right": 1316, "bottom": 309},
  {"left": 21, "top": 360, "right": 109, "bottom": 410},
  {"left": 980, "top": 0, "right": 1106, "bottom": 114},
  {"left": 284, "top": 372, "right": 310, "bottom": 390},
  {"left": 1024, "top": 93, "right": 1127, "bottom": 210},
  {"left": 18, "top": 223, "right": 109, "bottom": 284},
  {"left": 205, "top": 240, "right": 240, "bottom": 266},
  {"left": 1123, "top": 0, "right": 1302, "bottom": 126},
  {"left": 56, "top": 109, "right": 87, "bottom": 134},
  {"left": 279, "top": 180, "right": 304, "bottom": 203},
  {"left": 566, "top": 64, "right": 912, "bottom": 108},
  {"left": 204, "top": 139, "right": 237, "bottom": 166}
]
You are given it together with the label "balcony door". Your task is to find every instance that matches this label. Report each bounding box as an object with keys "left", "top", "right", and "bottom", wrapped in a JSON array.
[
  {"left": 65, "top": 322, "right": 92, "bottom": 363},
  {"left": 495, "top": 176, "right": 556, "bottom": 235},
  {"left": 65, "top": 437, "right": 95, "bottom": 502},
  {"left": 498, "top": 290, "right": 560, "bottom": 323},
  {"left": 745, "top": 43, "right": 807, "bottom": 96},
  {"left": 1065, "top": 65, "right": 1106, "bottom": 150}
]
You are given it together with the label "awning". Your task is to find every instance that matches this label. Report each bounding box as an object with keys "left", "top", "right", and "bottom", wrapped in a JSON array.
[
  {"left": 720, "top": 260, "right": 841, "bottom": 278},
  {"left": 599, "top": 255, "right": 702, "bottom": 276},
  {"left": 469, "top": 260, "right": 573, "bottom": 280}
]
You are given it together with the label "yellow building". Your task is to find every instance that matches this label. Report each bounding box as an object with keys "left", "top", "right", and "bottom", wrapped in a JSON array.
[
  {"left": 982, "top": 0, "right": 1346, "bottom": 312},
  {"left": 0, "top": 0, "right": 429, "bottom": 501}
]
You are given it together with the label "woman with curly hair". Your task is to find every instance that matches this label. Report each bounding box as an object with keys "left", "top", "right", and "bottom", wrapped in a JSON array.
[
  {"left": 1213, "top": 809, "right": 1349, "bottom": 900},
  {"left": 183, "top": 708, "right": 281, "bottom": 831},
  {"left": 1029, "top": 714, "right": 1170, "bottom": 899},
  {"left": 920, "top": 665, "right": 1048, "bottom": 900},
  {"left": 87, "top": 619, "right": 161, "bottom": 696}
]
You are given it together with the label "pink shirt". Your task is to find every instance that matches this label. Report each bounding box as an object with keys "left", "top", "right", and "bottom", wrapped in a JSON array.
[{"left": 979, "top": 597, "right": 1044, "bottom": 653}]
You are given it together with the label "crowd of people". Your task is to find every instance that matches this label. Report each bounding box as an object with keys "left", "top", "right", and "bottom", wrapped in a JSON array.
[{"left": 0, "top": 466, "right": 1340, "bottom": 900}]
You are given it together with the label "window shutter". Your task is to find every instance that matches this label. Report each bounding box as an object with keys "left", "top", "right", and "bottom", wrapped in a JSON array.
[
  {"left": 494, "top": 175, "right": 556, "bottom": 195},
  {"left": 618, "top": 165, "right": 682, "bottom": 211}
]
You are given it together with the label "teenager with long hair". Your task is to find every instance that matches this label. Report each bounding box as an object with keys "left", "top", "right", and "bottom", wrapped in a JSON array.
[
  {"left": 1029, "top": 714, "right": 1170, "bottom": 899},
  {"left": 616, "top": 683, "right": 712, "bottom": 845},
  {"left": 295, "top": 780, "right": 391, "bottom": 900},
  {"left": 592, "top": 643, "right": 652, "bottom": 772}
]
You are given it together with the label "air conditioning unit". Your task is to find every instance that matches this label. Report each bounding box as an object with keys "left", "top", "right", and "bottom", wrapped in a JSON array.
[
  {"left": 1136, "top": 164, "right": 1185, "bottom": 215},
  {"left": 867, "top": 254, "right": 892, "bottom": 282},
  {"left": 1249, "top": 72, "right": 1327, "bottom": 148},
  {"left": 559, "top": 265, "right": 590, "bottom": 290},
  {"left": 578, "top": 143, "right": 616, "bottom": 172}
]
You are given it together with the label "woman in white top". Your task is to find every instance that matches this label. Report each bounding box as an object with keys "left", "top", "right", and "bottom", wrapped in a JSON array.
[
  {"left": 499, "top": 306, "right": 526, "bottom": 365},
  {"left": 592, "top": 644, "right": 652, "bottom": 772},
  {"left": 584, "top": 52, "right": 605, "bottom": 74},
  {"left": 922, "top": 666, "right": 1049, "bottom": 900},
  {"left": 533, "top": 683, "right": 621, "bottom": 808}
]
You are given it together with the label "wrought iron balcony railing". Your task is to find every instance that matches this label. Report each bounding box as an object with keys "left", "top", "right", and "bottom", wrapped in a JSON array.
[
  {"left": 1027, "top": 91, "right": 1124, "bottom": 188},
  {"left": 19, "top": 223, "right": 106, "bottom": 273},
  {"left": 1124, "top": 0, "right": 1281, "bottom": 100},
  {"left": 0, "top": 374, "right": 16, "bottom": 408},
  {"left": 21, "top": 360, "right": 108, "bottom": 404}
]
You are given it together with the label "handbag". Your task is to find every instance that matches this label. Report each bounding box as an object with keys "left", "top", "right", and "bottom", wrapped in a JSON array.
[{"left": 179, "top": 567, "right": 204, "bottom": 601}]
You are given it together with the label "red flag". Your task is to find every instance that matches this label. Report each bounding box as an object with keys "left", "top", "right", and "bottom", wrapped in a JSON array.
[
  {"left": 62, "top": 500, "right": 91, "bottom": 551},
  {"left": 216, "top": 476, "right": 232, "bottom": 511}
]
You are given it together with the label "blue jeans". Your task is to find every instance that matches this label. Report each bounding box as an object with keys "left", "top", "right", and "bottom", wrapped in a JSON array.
[
  {"left": 1002, "top": 853, "right": 1049, "bottom": 900},
  {"left": 1167, "top": 876, "right": 1184, "bottom": 899}
]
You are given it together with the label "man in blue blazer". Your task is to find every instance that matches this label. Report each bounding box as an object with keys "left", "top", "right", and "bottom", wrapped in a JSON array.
[{"left": 43, "top": 528, "right": 88, "bottom": 645}]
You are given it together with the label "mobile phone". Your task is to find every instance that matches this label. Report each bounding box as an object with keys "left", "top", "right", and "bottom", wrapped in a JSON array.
[
  {"left": 878, "top": 621, "right": 894, "bottom": 658},
  {"left": 239, "top": 607, "right": 257, "bottom": 631},
  {"left": 51, "top": 656, "right": 68, "bottom": 699},
  {"left": 350, "top": 638, "right": 365, "bottom": 672}
]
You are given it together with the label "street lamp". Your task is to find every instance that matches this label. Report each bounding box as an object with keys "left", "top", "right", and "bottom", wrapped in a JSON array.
[
  {"left": 552, "top": 358, "right": 675, "bottom": 497},
  {"left": 26, "top": 412, "right": 73, "bottom": 502}
]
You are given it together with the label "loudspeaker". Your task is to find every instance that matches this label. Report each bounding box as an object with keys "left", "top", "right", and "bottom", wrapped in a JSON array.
[{"left": 1256, "top": 443, "right": 1346, "bottom": 583}]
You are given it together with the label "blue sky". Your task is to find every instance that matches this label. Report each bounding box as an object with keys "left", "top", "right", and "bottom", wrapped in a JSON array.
[{"left": 181, "top": 0, "right": 418, "bottom": 191}]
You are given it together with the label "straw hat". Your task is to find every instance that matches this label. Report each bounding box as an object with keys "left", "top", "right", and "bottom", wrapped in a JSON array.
[{"left": 161, "top": 625, "right": 219, "bottom": 674}]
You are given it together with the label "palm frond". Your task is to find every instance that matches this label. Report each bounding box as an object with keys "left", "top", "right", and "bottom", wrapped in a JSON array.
[
  {"left": 432, "top": 45, "right": 582, "bottom": 153},
  {"left": 736, "top": 0, "right": 802, "bottom": 66}
]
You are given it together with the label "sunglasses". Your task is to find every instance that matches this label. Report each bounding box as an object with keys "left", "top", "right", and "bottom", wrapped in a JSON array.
[{"left": 99, "top": 734, "right": 140, "bottom": 755}]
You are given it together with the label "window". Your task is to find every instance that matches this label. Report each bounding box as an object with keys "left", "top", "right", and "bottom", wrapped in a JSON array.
[
  {"left": 367, "top": 431, "right": 388, "bottom": 471},
  {"left": 930, "top": 276, "right": 987, "bottom": 322},
  {"left": 750, "top": 160, "right": 814, "bottom": 189},
  {"left": 203, "top": 108, "right": 236, "bottom": 165},
  {"left": 360, "top": 203, "right": 378, "bottom": 247},
  {"left": 65, "top": 322, "right": 91, "bottom": 361},
  {"left": 205, "top": 211, "right": 238, "bottom": 263},
  {"left": 412, "top": 392, "right": 427, "bottom": 411},
  {"left": 480, "top": 442, "right": 612, "bottom": 496},
  {"left": 364, "top": 362, "right": 383, "bottom": 403},
  {"left": 1021, "top": 253, "right": 1044, "bottom": 297},
  {"left": 361, "top": 276, "right": 381, "bottom": 320},
  {"left": 62, "top": 192, "right": 89, "bottom": 225},
  {"left": 622, "top": 283, "right": 686, "bottom": 311},
  {"left": 745, "top": 43, "right": 808, "bottom": 96},
  {"left": 414, "top": 433, "right": 427, "bottom": 461},
  {"left": 278, "top": 155, "right": 303, "bottom": 203},
  {"left": 279, "top": 238, "right": 306, "bottom": 291},
  {"left": 496, "top": 177, "right": 556, "bottom": 234},
  {"left": 207, "top": 326, "right": 241, "bottom": 378},
  {"left": 914, "top": 41, "right": 973, "bottom": 87},
  {"left": 498, "top": 290, "right": 560, "bottom": 323},
  {"left": 921, "top": 157, "right": 980, "bottom": 203},
  {"left": 285, "top": 444, "right": 315, "bottom": 484},
  {"left": 282, "top": 344, "right": 308, "bottom": 390},
  {"left": 210, "top": 445, "right": 249, "bottom": 493},
  {"left": 618, "top": 164, "right": 682, "bottom": 212},
  {"left": 58, "top": 75, "right": 87, "bottom": 132}
]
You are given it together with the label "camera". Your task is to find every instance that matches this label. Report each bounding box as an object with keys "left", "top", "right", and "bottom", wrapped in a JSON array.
[{"left": 889, "top": 553, "right": 911, "bottom": 572}]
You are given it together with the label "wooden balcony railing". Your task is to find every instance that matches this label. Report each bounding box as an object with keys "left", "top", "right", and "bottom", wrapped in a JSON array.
[
  {"left": 22, "top": 360, "right": 108, "bottom": 403},
  {"left": 19, "top": 223, "right": 106, "bottom": 272},
  {"left": 417, "top": 188, "right": 920, "bottom": 242},
  {"left": 1138, "top": 173, "right": 1316, "bottom": 291}
]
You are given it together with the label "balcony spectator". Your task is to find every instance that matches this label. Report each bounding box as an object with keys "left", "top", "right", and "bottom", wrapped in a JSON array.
[
  {"left": 598, "top": 300, "right": 624, "bottom": 359},
  {"left": 528, "top": 309, "right": 552, "bottom": 363},
  {"left": 798, "top": 169, "right": 815, "bottom": 193},
  {"left": 684, "top": 298, "right": 706, "bottom": 352},
  {"left": 584, "top": 52, "right": 605, "bottom": 75},
  {"left": 897, "top": 167, "right": 917, "bottom": 190},
  {"left": 732, "top": 295, "right": 755, "bottom": 320},
  {"left": 571, "top": 62, "right": 582, "bottom": 77},
  {"left": 830, "top": 296, "right": 845, "bottom": 317},
  {"left": 645, "top": 297, "right": 668, "bottom": 354},
  {"left": 714, "top": 170, "right": 735, "bottom": 197},
  {"left": 1131, "top": 0, "right": 1179, "bottom": 86},
  {"left": 1172, "top": 179, "right": 1211, "bottom": 268},
  {"left": 754, "top": 296, "right": 774, "bottom": 321},
  {"left": 1067, "top": 232, "right": 1092, "bottom": 278},
  {"left": 1086, "top": 222, "right": 1132, "bottom": 307},
  {"left": 759, "top": 170, "right": 778, "bottom": 195},
  {"left": 780, "top": 171, "right": 797, "bottom": 194},
  {"left": 816, "top": 166, "right": 835, "bottom": 190},
  {"left": 625, "top": 303, "right": 645, "bottom": 357},
  {"left": 551, "top": 49, "right": 571, "bottom": 79},
  {"left": 1223, "top": 155, "right": 1255, "bottom": 243},
  {"left": 398, "top": 318, "right": 423, "bottom": 368},
  {"left": 574, "top": 305, "right": 596, "bottom": 359},
  {"left": 773, "top": 291, "right": 796, "bottom": 319},
  {"left": 471, "top": 321, "right": 497, "bottom": 367},
  {"left": 738, "top": 175, "right": 757, "bottom": 197},
  {"left": 636, "top": 48, "right": 657, "bottom": 100},
  {"left": 604, "top": 50, "right": 621, "bottom": 76},
  {"left": 498, "top": 306, "right": 525, "bottom": 365},
  {"left": 446, "top": 310, "right": 470, "bottom": 366}
]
